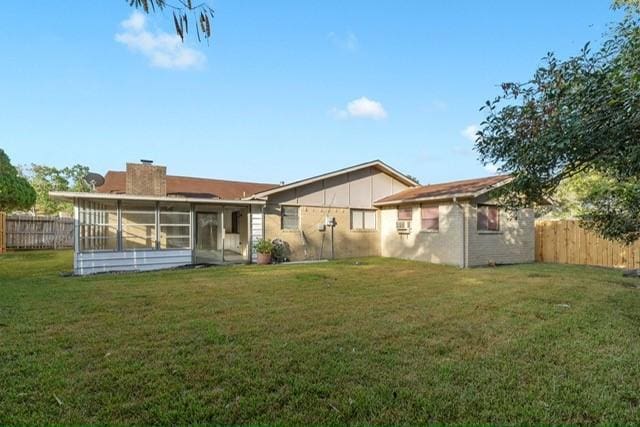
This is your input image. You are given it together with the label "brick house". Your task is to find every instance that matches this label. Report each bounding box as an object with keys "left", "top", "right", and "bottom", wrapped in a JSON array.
[{"left": 50, "top": 160, "right": 534, "bottom": 275}]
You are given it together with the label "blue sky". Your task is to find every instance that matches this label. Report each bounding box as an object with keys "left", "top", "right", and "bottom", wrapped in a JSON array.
[{"left": 0, "top": 1, "right": 621, "bottom": 185}]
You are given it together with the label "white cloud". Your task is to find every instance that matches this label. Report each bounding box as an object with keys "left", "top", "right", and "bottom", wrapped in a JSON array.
[
  {"left": 348, "top": 97, "right": 387, "bottom": 119},
  {"left": 461, "top": 124, "right": 480, "bottom": 142},
  {"left": 329, "top": 107, "right": 349, "bottom": 120},
  {"left": 122, "top": 11, "right": 145, "bottom": 32},
  {"left": 115, "top": 11, "right": 205, "bottom": 70},
  {"left": 331, "top": 97, "right": 387, "bottom": 120},
  {"left": 327, "top": 31, "right": 358, "bottom": 51}
]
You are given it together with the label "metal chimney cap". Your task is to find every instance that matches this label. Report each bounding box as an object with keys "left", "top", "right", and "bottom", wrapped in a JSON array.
[{"left": 140, "top": 159, "right": 154, "bottom": 164}]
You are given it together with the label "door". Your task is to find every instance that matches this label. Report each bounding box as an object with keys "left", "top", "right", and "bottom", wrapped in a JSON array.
[
  {"left": 195, "top": 212, "right": 222, "bottom": 264},
  {"left": 222, "top": 208, "right": 249, "bottom": 263}
]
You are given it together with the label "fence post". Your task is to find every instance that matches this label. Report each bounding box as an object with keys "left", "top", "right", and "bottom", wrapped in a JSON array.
[
  {"left": 0, "top": 212, "right": 5, "bottom": 253},
  {"left": 53, "top": 217, "right": 57, "bottom": 250}
]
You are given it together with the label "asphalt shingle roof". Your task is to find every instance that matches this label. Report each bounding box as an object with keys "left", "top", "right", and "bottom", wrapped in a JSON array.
[
  {"left": 97, "top": 171, "right": 278, "bottom": 200},
  {"left": 375, "top": 175, "right": 511, "bottom": 205}
]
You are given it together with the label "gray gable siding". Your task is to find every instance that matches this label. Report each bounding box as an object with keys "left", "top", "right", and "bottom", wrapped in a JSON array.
[{"left": 266, "top": 167, "right": 409, "bottom": 208}]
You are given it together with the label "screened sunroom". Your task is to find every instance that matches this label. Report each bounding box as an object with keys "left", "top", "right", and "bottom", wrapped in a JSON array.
[{"left": 50, "top": 192, "right": 265, "bottom": 275}]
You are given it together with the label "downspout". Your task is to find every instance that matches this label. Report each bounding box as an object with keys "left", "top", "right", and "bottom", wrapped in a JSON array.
[{"left": 453, "top": 197, "right": 467, "bottom": 268}]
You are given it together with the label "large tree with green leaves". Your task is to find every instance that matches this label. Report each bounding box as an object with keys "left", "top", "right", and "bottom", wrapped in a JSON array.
[
  {"left": 0, "top": 150, "right": 36, "bottom": 213},
  {"left": 475, "top": 5, "right": 640, "bottom": 243},
  {"left": 535, "top": 171, "right": 611, "bottom": 219},
  {"left": 28, "top": 164, "right": 90, "bottom": 215}
]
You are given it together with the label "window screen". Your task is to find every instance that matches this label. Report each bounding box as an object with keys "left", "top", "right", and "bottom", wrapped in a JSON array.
[
  {"left": 477, "top": 205, "right": 500, "bottom": 231},
  {"left": 281, "top": 206, "right": 299, "bottom": 230},
  {"left": 78, "top": 200, "right": 118, "bottom": 251},
  {"left": 351, "top": 210, "right": 376, "bottom": 230},
  {"left": 421, "top": 206, "right": 439, "bottom": 231},
  {"left": 397, "top": 207, "right": 412, "bottom": 221},
  {"left": 122, "top": 201, "right": 156, "bottom": 250},
  {"left": 159, "top": 203, "right": 190, "bottom": 249}
]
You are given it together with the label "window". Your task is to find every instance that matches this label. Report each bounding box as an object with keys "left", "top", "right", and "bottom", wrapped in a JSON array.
[
  {"left": 477, "top": 205, "right": 500, "bottom": 231},
  {"left": 281, "top": 206, "right": 299, "bottom": 230},
  {"left": 231, "top": 211, "right": 239, "bottom": 234},
  {"left": 122, "top": 201, "right": 156, "bottom": 250},
  {"left": 78, "top": 200, "right": 118, "bottom": 251},
  {"left": 398, "top": 207, "right": 413, "bottom": 221},
  {"left": 351, "top": 209, "right": 376, "bottom": 230},
  {"left": 159, "top": 203, "right": 191, "bottom": 249},
  {"left": 421, "top": 206, "right": 439, "bottom": 231}
]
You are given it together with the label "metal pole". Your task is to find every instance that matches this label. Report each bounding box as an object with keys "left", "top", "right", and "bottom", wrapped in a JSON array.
[{"left": 331, "top": 224, "right": 334, "bottom": 259}]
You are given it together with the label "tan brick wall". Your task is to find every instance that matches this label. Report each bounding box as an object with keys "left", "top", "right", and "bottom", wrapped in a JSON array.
[
  {"left": 264, "top": 204, "right": 380, "bottom": 261},
  {"left": 380, "top": 203, "right": 465, "bottom": 267},
  {"left": 465, "top": 204, "right": 535, "bottom": 267},
  {"left": 126, "top": 163, "right": 167, "bottom": 196}
]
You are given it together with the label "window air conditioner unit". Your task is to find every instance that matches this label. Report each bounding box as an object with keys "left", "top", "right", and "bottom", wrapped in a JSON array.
[{"left": 396, "top": 220, "right": 411, "bottom": 233}]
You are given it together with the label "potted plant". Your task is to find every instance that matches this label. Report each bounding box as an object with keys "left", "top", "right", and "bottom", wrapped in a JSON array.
[{"left": 253, "top": 238, "right": 274, "bottom": 265}]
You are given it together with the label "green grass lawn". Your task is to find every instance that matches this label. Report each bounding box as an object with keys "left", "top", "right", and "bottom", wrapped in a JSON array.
[{"left": 1, "top": 251, "right": 640, "bottom": 424}]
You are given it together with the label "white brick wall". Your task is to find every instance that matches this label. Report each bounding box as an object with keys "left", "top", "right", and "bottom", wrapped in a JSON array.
[
  {"left": 380, "top": 203, "right": 465, "bottom": 267},
  {"left": 464, "top": 204, "right": 535, "bottom": 267},
  {"left": 379, "top": 201, "right": 535, "bottom": 267}
]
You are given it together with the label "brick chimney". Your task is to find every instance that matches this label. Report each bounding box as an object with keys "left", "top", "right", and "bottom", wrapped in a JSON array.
[{"left": 125, "top": 161, "right": 167, "bottom": 196}]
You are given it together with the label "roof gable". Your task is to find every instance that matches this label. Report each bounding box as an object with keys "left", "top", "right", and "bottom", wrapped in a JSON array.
[{"left": 248, "top": 160, "right": 419, "bottom": 199}]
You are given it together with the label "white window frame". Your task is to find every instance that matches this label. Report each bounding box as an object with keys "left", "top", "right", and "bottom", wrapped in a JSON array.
[
  {"left": 351, "top": 209, "right": 376, "bottom": 231},
  {"left": 281, "top": 205, "right": 300, "bottom": 230},
  {"left": 159, "top": 203, "right": 192, "bottom": 250},
  {"left": 121, "top": 202, "right": 157, "bottom": 251},
  {"left": 77, "top": 200, "right": 118, "bottom": 253},
  {"left": 477, "top": 204, "right": 500, "bottom": 232},
  {"left": 397, "top": 207, "right": 413, "bottom": 221},
  {"left": 420, "top": 205, "right": 439, "bottom": 232}
]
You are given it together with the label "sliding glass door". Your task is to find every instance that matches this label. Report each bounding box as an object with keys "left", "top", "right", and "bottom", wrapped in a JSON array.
[{"left": 195, "top": 211, "right": 222, "bottom": 264}]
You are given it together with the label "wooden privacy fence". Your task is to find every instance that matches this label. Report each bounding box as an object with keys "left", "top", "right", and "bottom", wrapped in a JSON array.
[
  {"left": 5, "top": 215, "right": 74, "bottom": 250},
  {"left": 536, "top": 219, "right": 640, "bottom": 269},
  {"left": 0, "top": 212, "right": 5, "bottom": 253}
]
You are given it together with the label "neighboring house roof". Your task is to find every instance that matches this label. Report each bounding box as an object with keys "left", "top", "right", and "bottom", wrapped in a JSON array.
[
  {"left": 247, "top": 159, "right": 419, "bottom": 200},
  {"left": 374, "top": 175, "right": 512, "bottom": 206},
  {"left": 97, "top": 171, "right": 278, "bottom": 200}
]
